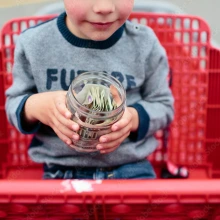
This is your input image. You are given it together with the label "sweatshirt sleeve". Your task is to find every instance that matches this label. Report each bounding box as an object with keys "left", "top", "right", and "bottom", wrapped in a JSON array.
[
  {"left": 5, "top": 36, "right": 40, "bottom": 134},
  {"left": 129, "top": 37, "right": 174, "bottom": 142}
]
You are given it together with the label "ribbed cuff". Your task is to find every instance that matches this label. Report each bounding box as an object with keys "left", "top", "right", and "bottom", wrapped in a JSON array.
[
  {"left": 129, "top": 103, "right": 150, "bottom": 142},
  {"left": 16, "top": 95, "right": 41, "bottom": 134}
]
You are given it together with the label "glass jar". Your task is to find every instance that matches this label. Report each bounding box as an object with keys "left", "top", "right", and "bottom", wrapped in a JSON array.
[{"left": 66, "top": 71, "right": 126, "bottom": 152}]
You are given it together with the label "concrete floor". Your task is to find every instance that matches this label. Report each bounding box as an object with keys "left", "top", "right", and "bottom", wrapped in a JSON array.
[
  {"left": 0, "top": 0, "right": 219, "bottom": 45},
  {"left": 0, "top": 1, "right": 60, "bottom": 28}
]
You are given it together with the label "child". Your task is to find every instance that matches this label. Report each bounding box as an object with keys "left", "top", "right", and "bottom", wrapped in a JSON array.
[{"left": 5, "top": 0, "right": 174, "bottom": 179}]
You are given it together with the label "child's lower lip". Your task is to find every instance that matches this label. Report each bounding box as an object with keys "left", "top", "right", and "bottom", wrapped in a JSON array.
[{"left": 90, "top": 22, "right": 113, "bottom": 29}]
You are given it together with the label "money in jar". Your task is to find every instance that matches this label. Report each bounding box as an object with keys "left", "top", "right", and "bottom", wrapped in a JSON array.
[{"left": 66, "top": 71, "right": 126, "bottom": 152}]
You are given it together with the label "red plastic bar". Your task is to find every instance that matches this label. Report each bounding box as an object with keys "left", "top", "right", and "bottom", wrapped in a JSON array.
[{"left": 0, "top": 180, "right": 220, "bottom": 198}]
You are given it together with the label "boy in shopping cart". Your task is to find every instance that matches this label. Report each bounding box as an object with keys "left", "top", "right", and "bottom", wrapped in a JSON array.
[{"left": 5, "top": 0, "right": 174, "bottom": 179}]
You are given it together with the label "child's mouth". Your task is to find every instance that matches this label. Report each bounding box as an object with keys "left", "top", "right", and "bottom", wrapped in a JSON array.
[{"left": 90, "top": 22, "right": 114, "bottom": 29}]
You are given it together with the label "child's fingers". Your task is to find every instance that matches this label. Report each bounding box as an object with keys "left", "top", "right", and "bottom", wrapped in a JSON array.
[
  {"left": 100, "top": 126, "right": 130, "bottom": 143},
  {"left": 53, "top": 126, "right": 72, "bottom": 145},
  {"left": 54, "top": 109, "right": 79, "bottom": 132},
  {"left": 97, "top": 132, "right": 129, "bottom": 150},
  {"left": 111, "top": 109, "right": 132, "bottom": 131},
  {"left": 57, "top": 122, "right": 79, "bottom": 141},
  {"left": 99, "top": 146, "right": 119, "bottom": 154},
  {"left": 55, "top": 96, "right": 72, "bottom": 119},
  {"left": 111, "top": 118, "right": 130, "bottom": 131},
  {"left": 110, "top": 85, "right": 122, "bottom": 106},
  {"left": 51, "top": 116, "right": 79, "bottom": 141}
]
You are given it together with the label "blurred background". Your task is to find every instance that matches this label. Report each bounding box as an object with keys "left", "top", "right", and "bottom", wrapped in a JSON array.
[{"left": 0, "top": 0, "right": 219, "bottom": 46}]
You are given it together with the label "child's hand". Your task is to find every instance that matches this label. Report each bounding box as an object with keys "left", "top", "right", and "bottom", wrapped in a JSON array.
[
  {"left": 24, "top": 91, "right": 79, "bottom": 145},
  {"left": 97, "top": 107, "right": 139, "bottom": 154}
]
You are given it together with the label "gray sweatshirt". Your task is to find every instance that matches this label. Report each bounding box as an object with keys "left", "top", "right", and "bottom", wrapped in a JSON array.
[{"left": 5, "top": 12, "right": 174, "bottom": 167}]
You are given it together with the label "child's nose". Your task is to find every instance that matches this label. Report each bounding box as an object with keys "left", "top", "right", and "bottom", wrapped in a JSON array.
[{"left": 93, "top": 0, "right": 115, "bottom": 14}]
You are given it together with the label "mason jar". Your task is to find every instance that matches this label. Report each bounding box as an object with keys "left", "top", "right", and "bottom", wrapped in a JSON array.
[{"left": 66, "top": 71, "right": 126, "bottom": 152}]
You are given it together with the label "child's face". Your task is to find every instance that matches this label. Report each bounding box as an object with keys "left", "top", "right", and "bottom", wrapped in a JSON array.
[{"left": 64, "top": 0, "right": 134, "bottom": 41}]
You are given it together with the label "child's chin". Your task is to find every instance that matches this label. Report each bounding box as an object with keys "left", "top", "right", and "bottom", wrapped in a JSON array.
[{"left": 90, "top": 32, "right": 114, "bottom": 41}]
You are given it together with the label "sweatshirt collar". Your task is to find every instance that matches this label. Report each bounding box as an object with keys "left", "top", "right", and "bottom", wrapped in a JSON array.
[{"left": 57, "top": 12, "right": 124, "bottom": 49}]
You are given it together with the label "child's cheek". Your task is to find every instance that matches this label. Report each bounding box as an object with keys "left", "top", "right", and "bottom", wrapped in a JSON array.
[
  {"left": 64, "top": 1, "right": 86, "bottom": 21},
  {"left": 63, "top": 0, "right": 76, "bottom": 11},
  {"left": 118, "top": 0, "right": 134, "bottom": 19}
]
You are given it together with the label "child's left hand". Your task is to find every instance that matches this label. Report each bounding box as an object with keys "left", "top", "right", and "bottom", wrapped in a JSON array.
[{"left": 96, "top": 107, "right": 139, "bottom": 154}]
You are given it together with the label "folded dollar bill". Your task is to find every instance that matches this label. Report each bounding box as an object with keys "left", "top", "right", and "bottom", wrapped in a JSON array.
[{"left": 75, "top": 84, "right": 121, "bottom": 125}]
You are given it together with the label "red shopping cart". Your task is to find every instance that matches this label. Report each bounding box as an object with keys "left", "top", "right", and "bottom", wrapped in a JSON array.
[{"left": 0, "top": 12, "right": 220, "bottom": 219}]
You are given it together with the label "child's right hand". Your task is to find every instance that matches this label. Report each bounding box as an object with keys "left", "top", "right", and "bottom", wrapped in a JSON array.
[{"left": 24, "top": 91, "right": 79, "bottom": 145}]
